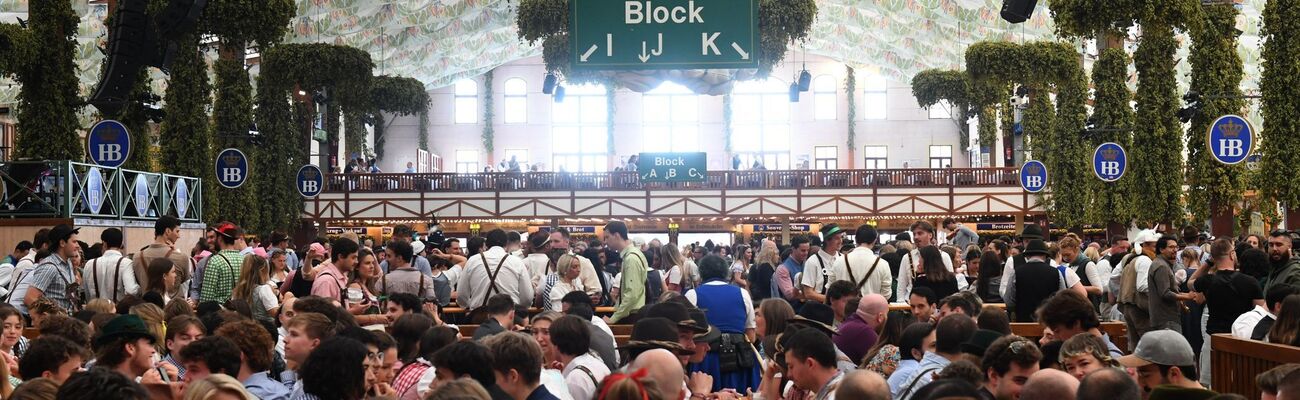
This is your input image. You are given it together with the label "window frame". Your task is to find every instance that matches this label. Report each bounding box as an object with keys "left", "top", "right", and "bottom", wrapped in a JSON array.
[
  {"left": 929, "top": 145, "right": 953, "bottom": 169},
  {"left": 731, "top": 80, "right": 792, "bottom": 170},
  {"left": 641, "top": 82, "right": 700, "bottom": 153},
  {"left": 502, "top": 78, "right": 528, "bottom": 124},
  {"left": 453, "top": 79, "right": 479, "bottom": 124},
  {"left": 863, "top": 75, "right": 887, "bottom": 120},
  {"left": 862, "top": 145, "right": 888, "bottom": 169},
  {"left": 455, "top": 149, "right": 479, "bottom": 173},
  {"left": 551, "top": 84, "right": 609, "bottom": 172},
  {"left": 813, "top": 146, "right": 838, "bottom": 170},
  {"left": 813, "top": 75, "right": 837, "bottom": 121}
]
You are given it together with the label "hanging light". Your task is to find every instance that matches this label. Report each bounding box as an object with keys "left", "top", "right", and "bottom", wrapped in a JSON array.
[
  {"left": 798, "top": 70, "right": 812, "bottom": 92},
  {"left": 789, "top": 82, "right": 800, "bottom": 102},
  {"left": 554, "top": 85, "right": 566, "bottom": 103},
  {"left": 543, "top": 73, "right": 558, "bottom": 95}
]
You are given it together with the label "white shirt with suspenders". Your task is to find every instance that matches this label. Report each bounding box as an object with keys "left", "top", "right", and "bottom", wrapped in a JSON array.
[{"left": 84, "top": 249, "right": 139, "bottom": 302}]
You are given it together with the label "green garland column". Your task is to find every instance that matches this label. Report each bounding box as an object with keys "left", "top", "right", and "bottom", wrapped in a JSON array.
[
  {"left": 845, "top": 66, "right": 856, "bottom": 166},
  {"left": 14, "top": 0, "right": 83, "bottom": 161},
  {"left": 1088, "top": 48, "right": 1137, "bottom": 229},
  {"left": 1130, "top": 24, "right": 1185, "bottom": 226},
  {"left": 1044, "top": 43, "right": 1092, "bottom": 229},
  {"left": 1186, "top": 4, "right": 1247, "bottom": 235},
  {"left": 159, "top": 32, "right": 213, "bottom": 214},
  {"left": 208, "top": 45, "right": 260, "bottom": 227},
  {"left": 482, "top": 70, "right": 495, "bottom": 164},
  {"left": 1259, "top": 0, "right": 1300, "bottom": 229}
]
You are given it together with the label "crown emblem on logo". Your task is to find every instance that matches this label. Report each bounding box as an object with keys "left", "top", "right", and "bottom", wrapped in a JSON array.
[
  {"left": 1101, "top": 148, "right": 1119, "bottom": 161},
  {"left": 1026, "top": 164, "right": 1042, "bottom": 175},
  {"left": 303, "top": 168, "right": 318, "bottom": 179},
  {"left": 99, "top": 125, "right": 120, "bottom": 141},
  {"left": 1219, "top": 119, "right": 1244, "bottom": 138},
  {"left": 222, "top": 152, "right": 243, "bottom": 167}
]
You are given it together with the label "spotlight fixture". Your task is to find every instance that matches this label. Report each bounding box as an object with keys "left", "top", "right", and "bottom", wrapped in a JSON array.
[
  {"left": 543, "top": 73, "right": 557, "bottom": 95},
  {"left": 554, "top": 85, "right": 566, "bottom": 103},
  {"left": 788, "top": 83, "right": 800, "bottom": 102},
  {"left": 798, "top": 70, "right": 812, "bottom": 92}
]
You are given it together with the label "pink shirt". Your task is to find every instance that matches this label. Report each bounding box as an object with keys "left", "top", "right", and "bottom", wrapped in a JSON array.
[{"left": 311, "top": 263, "right": 348, "bottom": 302}]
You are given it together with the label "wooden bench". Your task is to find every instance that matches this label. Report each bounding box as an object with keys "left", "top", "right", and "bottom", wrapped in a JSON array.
[
  {"left": 1008, "top": 322, "right": 1128, "bottom": 351},
  {"left": 457, "top": 324, "right": 634, "bottom": 338},
  {"left": 1211, "top": 334, "right": 1300, "bottom": 399}
]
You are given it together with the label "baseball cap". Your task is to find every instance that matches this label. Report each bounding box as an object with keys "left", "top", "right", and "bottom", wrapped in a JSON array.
[{"left": 1118, "top": 330, "right": 1195, "bottom": 367}]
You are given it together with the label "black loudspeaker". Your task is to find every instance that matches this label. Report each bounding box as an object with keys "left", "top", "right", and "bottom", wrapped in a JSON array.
[
  {"left": 89, "top": 0, "right": 152, "bottom": 116},
  {"left": 1000, "top": 0, "right": 1038, "bottom": 23}
]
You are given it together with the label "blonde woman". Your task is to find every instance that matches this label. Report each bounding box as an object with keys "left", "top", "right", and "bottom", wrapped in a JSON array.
[
  {"left": 546, "top": 254, "right": 585, "bottom": 312},
  {"left": 1058, "top": 333, "right": 1120, "bottom": 380},
  {"left": 427, "top": 378, "right": 491, "bottom": 400},
  {"left": 661, "top": 244, "right": 695, "bottom": 293},
  {"left": 130, "top": 303, "right": 166, "bottom": 358},
  {"left": 181, "top": 373, "right": 258, "bottom": 400},
  {"left": 730, "top": 244, "right": 753, "bottom": 289},
  {"left": 231, "top": 255, "right": 279, "bottom": 324}
]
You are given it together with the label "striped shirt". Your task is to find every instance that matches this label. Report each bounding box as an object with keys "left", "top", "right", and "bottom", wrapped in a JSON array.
[{"left": 199, "top": 250, "right": 244, "bottom": 303}]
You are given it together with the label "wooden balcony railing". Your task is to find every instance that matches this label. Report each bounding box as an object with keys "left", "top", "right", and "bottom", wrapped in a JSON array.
[
  {"left": 1210, "top": 334, "right": 1300, "bottom": 399},
  {"left": 323, "top": 168, "right": 1022, "bottom": 193}
]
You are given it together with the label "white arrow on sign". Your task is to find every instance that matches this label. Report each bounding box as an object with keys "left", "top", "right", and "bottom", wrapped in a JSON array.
[
  {"left": 639, "top": 33, "right": 663, "bottom": 63},
  {"left": 731, "top": 42, "right": 749, "bottom": 60},
  {"left": 580, "top": 44, "right": 599, "bottom": 62}
]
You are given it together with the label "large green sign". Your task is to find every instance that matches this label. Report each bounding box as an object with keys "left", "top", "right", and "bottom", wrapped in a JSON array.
[
  {"left": 637, "top": 152, "right": 707, "bottom": 182},
  {"left": 569, "top": 0, "right": 758, "bottom": 70}
]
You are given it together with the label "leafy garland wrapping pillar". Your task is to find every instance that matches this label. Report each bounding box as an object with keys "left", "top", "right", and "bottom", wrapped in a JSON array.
[
  {"left": 482, "top": 70, "right": 495, "bottom": 162},
  {"left": 1087, "top": 48, "right": 1137, "bottom": 227},
  {"left": 1186, "top": 4, "right": 1247, "bottom": 228},
  {"left": 419, "top": 109, "right": 430, "bottom": 152},
  {"left": 723, "top": 93, "right": 734, "bottom": 154},
  {"left": 1258, "top": 0, "right": 1300, "bottom": 228},
  {"left": 1130, "top": 25, "right": 1185, "bottom": 225},
  {"left": 207, "top": 46, "right": 260, "bottom": 227},
  {"left": 159, "top": 32, "right": 213, "bottom": 214},
  {"left": 910, "top": 69, "right": 974, "bottom": 147},
  {"left": 344, "top": 107, "right": 367, "bottom": 158},
  {"left": 13, "top": 0, "right": 83, "bottom": 161},
  {"left": 845, "top": 66, "right": 856, "bottom": 164},
  {"left": 607, "top": 84, "right": 617, "bottom": 161},
  {"left": 1040, "top": 42, "right": 1092, "bottom": 229}
]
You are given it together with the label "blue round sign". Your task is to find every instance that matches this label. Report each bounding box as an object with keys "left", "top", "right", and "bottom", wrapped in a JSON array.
[
  {"left": 1092, "top": 142, "right": 1127, "bottom": 182},
  {"left": 297, "top": 164, "right": 324, "bottom": 198},
  {"left": 87, "top": 120, "right": 131, "bottom": 168},
  {"left": 1020, "top": 160, "right": 1048, "bottom": 193},
  {"left": 215, "top": 148, "right": 249, "bottom": 189},
  {"left": 85, "top": 167, "right": 105, "bottom": 214},
  {"left": 134, "top": 175, "right": 150, "bottom": 216},
  {"left": 1207, "top": 114, "right": 1255, "bottom": 165}
]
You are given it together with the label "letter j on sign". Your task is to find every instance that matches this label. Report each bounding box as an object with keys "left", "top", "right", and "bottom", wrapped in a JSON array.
[
  {"left": 1020, "top": 160, "right": 1047, "bottom": 193},
  {"left": 215, "top": 148, "right": 249, "bottom": 189},
  {"left": 1207, "top": 115, "right": 1255, "bottom": 165}
]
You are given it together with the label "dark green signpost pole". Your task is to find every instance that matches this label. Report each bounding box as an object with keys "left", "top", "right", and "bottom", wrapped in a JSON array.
[
  {"left": 570, "top": 0, "right": 759, "bottom": 70},
  {"left": 638, "top": 152, "right": 708, "bottom": 182}
]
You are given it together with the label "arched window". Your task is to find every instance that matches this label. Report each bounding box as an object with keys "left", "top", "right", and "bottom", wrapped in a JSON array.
[
  {"left": 864, "top": 75, "right": 887, "bottom": 120},
  {"left": 730, "top": 79, "right": 791, "bottom": 170},
  {"left": 453, "top": 79, "right": 478, "bottom": 124},
  {"left": 813, "top": 75, "right": 837, "bottom": 120},
  {"left": 503, "top": 78, "right": 528, "bottom": 124},
  {"left": 551, "top": 84, "right": 608, "bottom": 172},
  {"left": 642, "top": 82, "right": 699, "bottom": 152}
]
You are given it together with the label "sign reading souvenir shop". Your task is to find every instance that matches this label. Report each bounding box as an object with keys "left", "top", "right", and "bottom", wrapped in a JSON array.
[
  {"left": 297, "top": 165, "right": 324, "bottom": 198},
  {"left": 637, "top": 152, "right": 707, "bottom": 182},
  {"left": 87, "top": 120, "right": 132, "bottom": 168},
  {"left": 1092, "top": 142, "right": 1127, "bottom": 182},
  {"left": 570, "top": 0, "right": 758, "bottom": 70},
  {"left": 1019, "top": 160, "right": 1047, "bottom": 193},
  {"left": 1207, "top": 114, "right": 1255, "bottom": 165},
  {"left": 752, "top": 224, "right": 811, "bottom": 233},
  {"left": 215, "top": 148, "right": 249, "bottom": 189}
]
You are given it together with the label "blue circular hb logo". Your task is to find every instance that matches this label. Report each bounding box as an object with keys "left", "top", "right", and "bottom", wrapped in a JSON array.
[
  {"left": 1020, "top": 160, "right": 1048, "bottom": 193},
  {"left": 297, "top": 165, "right": 324, "bottom": 198},
  {"left": 1093, "top": 142, "right": 1127, "bottom": 182},
  {"left": 215, "top": 148, "right": 249, "bottom": 189},
  {"left": 87, "top": 120, "right": 131, "bottom": 168},
  {"left": 1208, "top": 115, "right": 1254, "bottom": 165}
]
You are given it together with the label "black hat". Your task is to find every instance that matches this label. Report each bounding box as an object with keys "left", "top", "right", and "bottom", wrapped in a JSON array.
[
  {"left": 961, "top": 329, "right": 1004, "bottom": 356},
  {"left": 642, "top": 302, "right": 708, "bottom": 333},
  {"left": 820, "top": 224, "right": 845, "bottom": 241},
  {"left": 618, "top": 317, "right": 691, "bottom": 355},
  {"left": 895, "top": 232, "right": 912, "bottom": 242},
  {"left": 47, "top": 224, "right": 80, "bottom": 247},
  {"left": 94, "top": 315, "right": 155, "bottom": 348},
  {"left": 268, "top": 232, "right": 289, "bottom": 244},
  {"left": 689, "top": 308, "right": 720, "bottom": 343},
  {"left": 1023, "top": 239, "right": 1051, "bottom": 257},
  {"left": 790, "top": 302, "right": 837, "bottom": 336},
  {"left": 1020, "top": 224, "right": 1044, "bottom": 241}
]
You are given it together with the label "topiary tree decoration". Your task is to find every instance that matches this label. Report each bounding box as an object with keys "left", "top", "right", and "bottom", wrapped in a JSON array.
[
  {"left": 1129, "top": 25, "right": 1185, "bottom": 225},
  {"left": 1258, "top": 0, "right": 1300, "bottom": 228},
  {"left": 1087, "top": 48, "right": 1137, "bottom": 227},
  {"left": 845, "top": 66, "right": 856, "bottom": 154},
  {"left": 370, "top": 75, "right": 431, "bottom": 161},
  {"left": 911, "top": 69, "right": 976, "bottom": 147},
  {"left": 482, "top": 70, "right": 495, "bottom": 156},
  {"left": 159, "top": 32, "right": 214, "bottom": 206},
  {"left": 11, "top": 0, "right": 83, "bottom": 162},
  {"left": 1185, "top": 4, "right": 1247, "bottom": 226}
]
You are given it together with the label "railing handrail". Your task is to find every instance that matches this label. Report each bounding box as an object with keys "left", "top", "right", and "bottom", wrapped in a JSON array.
[{"left": 319, "top": 167, "right": 1022, "bottom": 193}]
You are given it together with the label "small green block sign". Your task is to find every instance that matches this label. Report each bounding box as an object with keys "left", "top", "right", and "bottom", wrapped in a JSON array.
[
  {"left": 638, "top": 152, "right": 707, "bottom": 182},
  {"left": 569, "top": 0, "right": 759, "bottom": 70}
]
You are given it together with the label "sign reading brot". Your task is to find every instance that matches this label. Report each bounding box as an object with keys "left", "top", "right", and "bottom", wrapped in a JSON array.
[
  {"left": 570, "top": 0, "right": 758, "bottom": 70},
  {"left": 638, "top": 152, "right": 707, "bottom": 182}
]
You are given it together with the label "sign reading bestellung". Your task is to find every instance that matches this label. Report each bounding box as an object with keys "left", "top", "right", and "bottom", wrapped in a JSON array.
[
  {"left": 1020, "top": 160, "right": 1048, "bottom": 193},
  {"left": 87, "top": 120, "right": 131, "bottom": 168},
  {"left": 1207, "top": 114, "right": 1255, "bottom": 165},
  {"left": 637, "top": 152, "right": 707, "bottom": 182},
  {"left": 570, "top": 0, "right": 758, "bottom": 70}
]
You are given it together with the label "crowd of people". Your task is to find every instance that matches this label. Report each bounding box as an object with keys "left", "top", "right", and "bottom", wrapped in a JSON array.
[{"left": 0, "top": 216, "right": 1297, "bottom": 400}]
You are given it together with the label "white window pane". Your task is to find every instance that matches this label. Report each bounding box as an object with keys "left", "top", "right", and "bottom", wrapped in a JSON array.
[
  {"left": 643, "top": 127, "right": 669, "bottom": 152},
  {"left": 815, "top": 93, "right": 836, "bottom": 120},
  {"left": 864, "top": 146, "right": 887, "bottom": 158},
  {"left": 732, "top": 96, "right": 759, "bottom": 122},
  {"left": 815, "top": 146, "right": 835, "bottom": 158},
  {"left": 762, "top": 96, "right": 789, "bottom": 122},
  {"left": 581, "top": 96, "right": 607, "bottom": 123},
  {"left": 673, "top": 127, "right": 698, "bottom": 151},
  {"left": 734, "top": 126, "right": 760, "bottom": 151},
  {"left": 644, "top": 97, "right": 669, "bottom": 123},
  {"left": 672, "top": 97, "right": 698, "bottom": 122},
  {"left": 454, "top": 79, "right": 477, "bottom": 96},
  {"left": 504, "top": 78, "right": 526, "bottom": 95},
  {"left": 865, "top": 75, "right": 886, "bottom": 91},
  {"left": 504, "top": 97, "right": 527, "bottom": 123},
  {"left": 929, "top": 100, "right": 952, "bottom": 119},
  {"left": 764, "top": 125, "right": 789, "bottom": 151},
  {"left": 553, "top": 127, "right": 579, "bottom": 149},
  {"left": 582, "top": 127, "right": 607, "bottom": 153},
  {"left": 865, "top": 93, "right": 887, "bottom": 120},
  {"left": 455, "top": 98, "right": 477, "bottom": 124},
  {"left": 552, "top": 100, "right": 578, "bottom": 124},
  {"left": 814, "top": 76, "right": 836, "bottom": 93}
]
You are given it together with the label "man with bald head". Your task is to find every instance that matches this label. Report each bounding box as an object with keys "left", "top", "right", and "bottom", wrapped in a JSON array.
[
  {"left": 835, "top": 370, "right": 889, "bottom": 400},
  {"left": 631, "top": 349, "right": 684, "bottom": 400},
  {"left": 835, "top": 293, "right": 889, "bottom": 363},
  {"left": 1077, "top": 368, "right": 1140, "bottom": 400},
  {"left": 1020, "top": 369, "right": 1079, "bottom": 400}
]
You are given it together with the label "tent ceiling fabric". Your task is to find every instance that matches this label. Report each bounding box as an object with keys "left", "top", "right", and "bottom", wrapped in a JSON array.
[{"left": 0, "top": 0, "right": 1268, "bottom": 104}]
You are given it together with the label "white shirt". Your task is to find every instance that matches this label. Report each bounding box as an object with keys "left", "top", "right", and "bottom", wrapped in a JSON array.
[
  {"left": 685, "top": 281, "right": 756, "bottom": 329},
  {"left": 549, "top": 279, "right": 584, "bottom": 312},
  {"left": 444, "top": 264, "right": 464, "bottom": 291},
  {"left": 5, "top": 252, "right": 37, "bottom": 296},
  {"left": 457, "top": 247, "right": 533, "bottom": 311},
  {"left": 255, "top": 284, "right": 279, "bottom": 312},
  {"left": 829, "top": 247, "right": 892, "bottom": 299},
  {"left": 1134, "top": 255, "right": 1152, "bottom": 293},
  {"left": 1071, "top": 260, "right": 1106, "bottom": 292},
  {"left": 1232, "top": 305, "right": 1273, "bottom": 339},
  {"left": 998, "top": 256, "right": 1062, "bottom": 300},
  {"left": 523, "top": 253, "right": 553, "bottom": 293},
  {"left": 665, "top": 265, "right": 683, "bottom": 288},
  {"left": 563, "top": 353, "right": 611, "bottom": 400},
  {"left": 1002, "top": 256, "right": 1081, "bottom": 304},
  {"left": 84, "top": 250, "right": 139, "bottom": 302},
  {"left": 0, "top": 261, "right": 14, "bottom": 299},
  {"left": 1094, "top": 258, "right": 1115, "bottom": 293},
  {"left": 898, "top": 248, "right": 962, "bottom": 303},
  {"left": 800, "top": 249, "right": 838, "bottom": 294}
]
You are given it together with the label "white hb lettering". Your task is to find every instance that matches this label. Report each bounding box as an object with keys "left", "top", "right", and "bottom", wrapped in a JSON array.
[
  {"left": 98, "top": 144, "right": 122, "bottom": 162},
  {"left": 301, "top": 181, "right": 319, "bottom": 193},
  {"left": 1218, "top": 139, "right": 1244, "bottom": 158},
  {"left": 1026, "top": 176, "right": 1043, "bottom": 188},
  {"left": 1101, "top": 161, "right": 1120, "bottom": 177},
  {"left": 223, "top": 168, "right": 243, "bottom": 182}
]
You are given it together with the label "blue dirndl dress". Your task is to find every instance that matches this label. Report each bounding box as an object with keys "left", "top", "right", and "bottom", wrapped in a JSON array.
[{"left": 688, "top": 281, "right": 762, "bottom": 393}]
